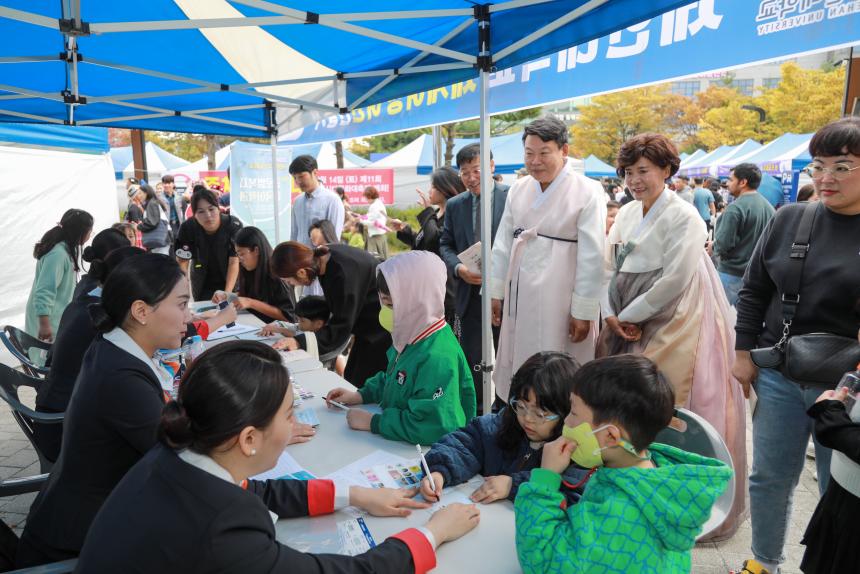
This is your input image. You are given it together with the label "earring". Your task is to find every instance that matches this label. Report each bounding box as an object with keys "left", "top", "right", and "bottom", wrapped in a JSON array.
[{"left": 250, "top": 449, "right": 257, "bottom": 456}]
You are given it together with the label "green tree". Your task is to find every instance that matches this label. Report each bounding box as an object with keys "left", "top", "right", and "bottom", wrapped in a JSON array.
[
  {"left": 348, "top": 128, "right": 431, "bottom": 160},
  {"left": 757, "top": 62, "right": 844, "bottom": 135},
  {"left": 570, "top": 86, "right": 679, "bottom": 162}
]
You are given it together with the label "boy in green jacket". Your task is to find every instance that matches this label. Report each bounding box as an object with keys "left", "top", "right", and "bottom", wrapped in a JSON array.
[
  {"left": 515, "top": 355, "right": 732, "bottom": 574},
  {"left": 325, "top": 251, "right": 476, "bottom": 445}
]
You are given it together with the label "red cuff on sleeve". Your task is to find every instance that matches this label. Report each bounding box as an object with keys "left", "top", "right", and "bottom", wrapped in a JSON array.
[
  {"left": 391, "top": 528, "right": 436, "bottom": 574},
  {"left": 307, "top": 479, "right": 335, "bottom": 516},
  {"left": 192, "top": 320, "right": 210, "bottom": 340}
]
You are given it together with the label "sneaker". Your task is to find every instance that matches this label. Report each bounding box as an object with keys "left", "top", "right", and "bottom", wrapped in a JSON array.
[{"left": 736, "top": 559, "right": 772, "bottom": 574}]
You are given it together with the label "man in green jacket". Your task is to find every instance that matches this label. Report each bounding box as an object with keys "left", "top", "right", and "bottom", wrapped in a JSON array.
[
  {"left": 711, "top": 163, "right": 775, "bottom": 305},
  {"left": 515, "top": 355, "right": 732, "bottom": 574},
  {"left": 325, "top": 251, "right": 476, "bottom": 445}
]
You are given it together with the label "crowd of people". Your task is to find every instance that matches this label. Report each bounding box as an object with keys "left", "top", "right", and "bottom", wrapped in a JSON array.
[{"left": 13, "top": 115, "right": 860, "bottom": 573}]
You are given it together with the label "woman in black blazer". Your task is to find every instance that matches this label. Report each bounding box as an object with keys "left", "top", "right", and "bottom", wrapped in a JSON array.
[
  {"left": 77, "top": 340, "right": 480, "bottom": 573},
  {"left": 16, "top": 254, "right": 193, "bottom": 568},
  {"left": 271, "top": 242, "right": 392, "bottom": 387}
]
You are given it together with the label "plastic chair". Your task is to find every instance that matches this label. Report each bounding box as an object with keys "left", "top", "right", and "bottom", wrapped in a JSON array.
[
  {"left": 1, "top": 327, "right": 50, "bottom": 379},
  {"left": 0, "top": 364, "right": 63, "bottom": 475},
  {"left": 654, "top": 407, "right": 736, "bottom": 541},
  {"left": 319, "top": 337, "right": 352, "bottom": 372}
]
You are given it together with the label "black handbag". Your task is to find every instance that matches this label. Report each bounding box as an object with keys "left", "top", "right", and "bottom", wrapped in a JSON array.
[{"left": 749, "top": 202, "right": 860, "bottom": 387}]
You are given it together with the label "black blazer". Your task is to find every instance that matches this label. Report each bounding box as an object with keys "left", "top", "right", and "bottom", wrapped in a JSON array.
[
  {"left": 439, "top": 182, "right": 509, "bottom": 316},
  {"left": 17, "top": 337, "right": 166, "bottom": 568},
  {"left": 77, "top": 445, "right": 423, "bottom": 573}
]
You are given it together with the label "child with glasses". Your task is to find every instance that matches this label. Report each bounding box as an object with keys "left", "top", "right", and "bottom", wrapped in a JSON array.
[{"left": 419, "top": 352, "right": 589, "bottom": 506}]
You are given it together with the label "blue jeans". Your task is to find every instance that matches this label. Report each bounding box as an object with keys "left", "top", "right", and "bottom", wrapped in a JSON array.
[
  {"left": 718, "top": 271, "right": 744, "bottom": 306},
  {"left": 750, "top": 368, "right": 832, "bottom": 566}
]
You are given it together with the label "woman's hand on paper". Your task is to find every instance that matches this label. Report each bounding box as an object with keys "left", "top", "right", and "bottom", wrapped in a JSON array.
[
  {"left": 287, "top": 421, "right": 316, "bottom": 445},
  {"left": 325, "top": 388, "right": 363, "bottom": 406},
  {"left": 426, "top": 503, "right": 481, "bottom": 544},
  {"left": 350, "top": 486, "right": 430, "bottom": 518},
  {"left": 272, "top": 337, "right": 299, "bottom": 351}
]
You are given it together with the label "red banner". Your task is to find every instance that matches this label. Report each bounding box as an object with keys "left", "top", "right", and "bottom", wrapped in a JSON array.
[{"left": 302, "top": 169, "right": 394, "bottom": 205}]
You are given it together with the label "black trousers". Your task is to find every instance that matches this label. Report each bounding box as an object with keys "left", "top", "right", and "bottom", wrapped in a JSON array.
[{"left": 459, "top": 288, "right": 500, "bottom": 411}]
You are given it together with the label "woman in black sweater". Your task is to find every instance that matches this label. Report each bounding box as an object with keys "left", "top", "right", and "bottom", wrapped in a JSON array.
[
  {"left": 212, "top": 226, "right": 296, "bottom": 323},
  {"left": 76, "top": 340, "right": 479, "bottom": 573},
  {"left": 390, "top": 167, "right": 464, "bottom": 325},
  {"left": 733, "top": 117, "right": 860, "bottom": 574},
  {"left": 271, "top": 242, "right": 391, "bottom": 387},
  {"left": 16, "top": 254, "right": 193, "bottom": 567}
]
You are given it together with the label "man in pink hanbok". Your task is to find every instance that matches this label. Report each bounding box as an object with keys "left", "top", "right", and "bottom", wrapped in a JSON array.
[{"left": 490, "top": 116, "right": 606, "bottom": 402}]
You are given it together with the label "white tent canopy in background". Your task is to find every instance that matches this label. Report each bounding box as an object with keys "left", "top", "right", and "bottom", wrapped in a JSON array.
[
  {"left": 164, "top": 140, "right": 370, "bottom": 188},
  {"left": 0, "top": 146, "right": 118, "bottom": 331},
  {"left": 114, "top": 141, "right": 190, "bottom": 181}
]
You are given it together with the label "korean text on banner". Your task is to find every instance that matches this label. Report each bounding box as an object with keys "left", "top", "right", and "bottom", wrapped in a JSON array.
[{"left": 229, "top": 142, "right": 292, "bottom": 245}]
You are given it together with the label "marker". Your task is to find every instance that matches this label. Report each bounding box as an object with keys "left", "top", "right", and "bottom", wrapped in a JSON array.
[
  {"left": 416, "top": 444, "right": 437, "bottom": 497},
  {"left": 324, "top": 397, "right": 350, "bottom": 411}
]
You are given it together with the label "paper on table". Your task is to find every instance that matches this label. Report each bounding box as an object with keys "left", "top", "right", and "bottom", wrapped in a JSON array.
[
  {"left": 280, "top": 349, "right": 314, "bottom": 363},
  {"left": 457, "top": 241, "right": 482, "bottom": 275},
  {"left": 206, "top": 323, "right": 259, "bottom": 341},
  {"left": 287, "top": 517, "right": 375, "bottom": 556},
  {"left": 338, "top": 517, "right": 376, "bottom": 555},
  {"left": 251, "top": 450, "right": 314, "bottom": 481},
  {"left": 324, "top": 450, "right": 412, "bottom": 488},
  {"left": 295, "top": 409, "right": 320, "bottom": 427}
]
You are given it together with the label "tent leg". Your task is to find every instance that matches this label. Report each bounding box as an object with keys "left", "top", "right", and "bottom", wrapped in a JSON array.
[
  {"left": 479, "top": 67, "right": 495, "bottom": 415},
  {"left": 271, "top": 134, "right": 281, "bottom": 244}
]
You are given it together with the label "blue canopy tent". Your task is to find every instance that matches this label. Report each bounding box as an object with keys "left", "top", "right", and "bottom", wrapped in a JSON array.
[
  {"left": 723, "top": 132, "right": 813, "bottom": 203},
  {"left": 0, "top": 0, "right": 708, "bottom": 414},
  {"left": 0, "top": 122, "right": 106, "bottom": 153},
  {"left": 584, "top": 154, "right": 616, "bottom": 179},
  {"left": 679, "top": 148, "right": 706, "bottom": 170}
]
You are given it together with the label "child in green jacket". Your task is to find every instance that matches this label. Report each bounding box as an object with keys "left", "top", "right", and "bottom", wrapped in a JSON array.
[
  {"left": 325, "top": 250, "right": 476, "bottom": 445},
  {"left": 515, "top": 355, "right": 732, "bottom": 574}
]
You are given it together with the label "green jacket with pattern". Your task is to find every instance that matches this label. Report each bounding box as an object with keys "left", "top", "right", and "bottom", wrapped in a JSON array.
[{"left": 515, "top": 443, "right": 732, "bottom": 574}]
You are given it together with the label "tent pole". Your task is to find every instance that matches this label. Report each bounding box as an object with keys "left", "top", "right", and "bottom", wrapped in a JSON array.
[
  {"left": 271, "top": 133, "right": 281, "bottom": 244},
  {"left": 477, "top": 5, "right": 494, "bottom": 415}
]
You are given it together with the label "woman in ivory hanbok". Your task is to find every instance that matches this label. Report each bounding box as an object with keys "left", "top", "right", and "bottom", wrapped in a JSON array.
[{"left": 596, "top": 133, "right": 747, "bottom": 541}]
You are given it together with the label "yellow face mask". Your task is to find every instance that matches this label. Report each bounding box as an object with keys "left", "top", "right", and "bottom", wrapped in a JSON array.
[{"left": 378, "top": 305, "right": 394, "bottom": 332}]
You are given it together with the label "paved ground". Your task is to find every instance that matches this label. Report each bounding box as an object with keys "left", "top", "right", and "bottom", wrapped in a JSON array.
[{"left": 0, "top": 361, "right": 817, "bottom": 573}]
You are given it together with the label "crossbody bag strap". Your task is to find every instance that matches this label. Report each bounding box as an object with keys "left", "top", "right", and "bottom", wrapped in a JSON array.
[{"left": 776, "top": 202, "right": 820, "bottom": 348}]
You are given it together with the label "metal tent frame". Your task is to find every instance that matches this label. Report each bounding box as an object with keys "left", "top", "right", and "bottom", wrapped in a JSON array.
[{"left": 0, "top": 0, "right": 692, "bottom": 413}]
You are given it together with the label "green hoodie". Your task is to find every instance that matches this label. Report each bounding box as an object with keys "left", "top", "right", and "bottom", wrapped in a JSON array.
[
  {"left": 515, "top": 443, "right": 732, "bottom": 574},
  {"left": 358, "top": 326, "right": 476, "bottom": 445}
]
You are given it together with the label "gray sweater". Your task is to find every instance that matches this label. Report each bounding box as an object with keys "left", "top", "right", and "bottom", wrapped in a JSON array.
[{"left": 713, "top": 192, "right": 774, "bottom": 277}]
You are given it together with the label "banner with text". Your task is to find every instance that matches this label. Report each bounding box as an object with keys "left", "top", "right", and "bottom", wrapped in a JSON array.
[
  {"left": 290, "top": 169, "right": 395, "bottom": 205},
  {"left": 229, "top": 141, "right": 292, "bottom": 245},
  {"left": 280, "top": 0, "right": 860, "bottom": 145}
]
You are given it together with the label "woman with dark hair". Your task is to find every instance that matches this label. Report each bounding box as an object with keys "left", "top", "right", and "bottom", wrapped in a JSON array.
[
  {"left": 309, "top": 218, "right": 339, "bottom": 246},
  {"left": 213, "top": 226, "right": 296, "bottom": 324},
  {"left": 420, "top": 351, "right": 588, "bottom": 506},
  {"left": 25, "top": 208, "right": 94, "bottom": 343},
  {"left": 597, "top": 132, "right": 745, "bottom": 540},
  {"left": 174, "top": 186, "right": 242, "bottom": 301},
  {"left": 389, "top": 166, "right": 465, "bottom": 324},
  {"left": 732, "top": 117, "right": 860, "bottom": 574},
  {"left": 271, "top": 242, "right": 391, "bottom": 387},
  {"left": 75, "top": 340, "right": 480, "bottom": 573},
  {"left": 73, "top": 228, "right": 130, "bottom": 300},
  {"left": 137, "top": 183, "right": 171, "bottom": 254},
  {"left": 16, "top": 254, "right": 192, "bottom": 567},
  {"left": 36, "top": 246, "right": 145, "bottom": 461}
]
